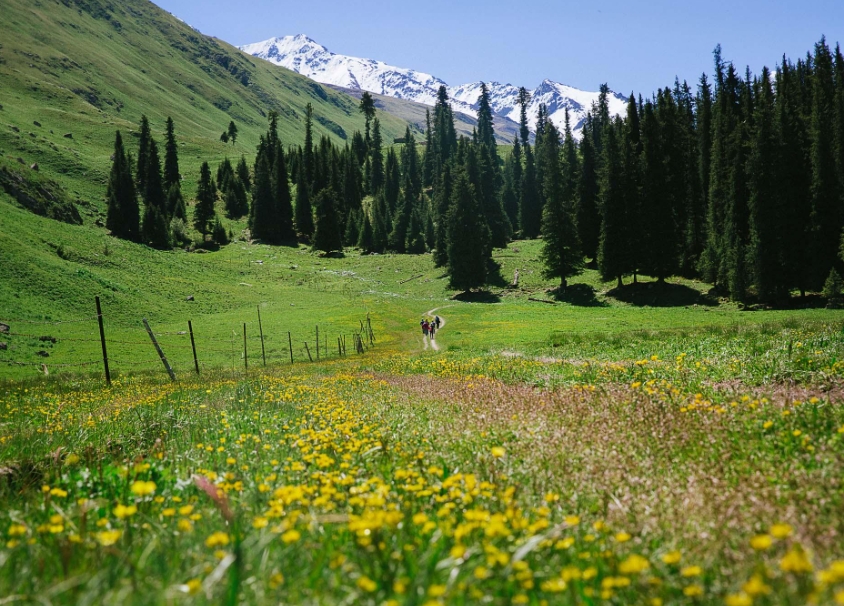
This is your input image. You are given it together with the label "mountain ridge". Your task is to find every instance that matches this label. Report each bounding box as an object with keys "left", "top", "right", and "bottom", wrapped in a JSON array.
[{"left": 240, "top": 34, "right": 629, "bottom": 136}]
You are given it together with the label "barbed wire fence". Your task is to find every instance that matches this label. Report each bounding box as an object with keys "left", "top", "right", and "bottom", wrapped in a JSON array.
[{"left": 0, "top": 297, "right": 376, "bottom": 383}]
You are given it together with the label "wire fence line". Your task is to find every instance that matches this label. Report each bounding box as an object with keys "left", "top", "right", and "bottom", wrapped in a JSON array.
[{"left": 0, "top": 298, "right": 376, "bottom": 382}]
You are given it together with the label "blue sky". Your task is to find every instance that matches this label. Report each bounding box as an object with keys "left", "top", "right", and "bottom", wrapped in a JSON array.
[{"left": 153, "top": 0, "right": 843, "bottom": 95}]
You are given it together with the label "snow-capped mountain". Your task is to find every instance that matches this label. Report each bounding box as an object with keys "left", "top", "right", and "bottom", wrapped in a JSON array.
[{"left": 240, "top": 34, "right": 627, "bottom": 135}]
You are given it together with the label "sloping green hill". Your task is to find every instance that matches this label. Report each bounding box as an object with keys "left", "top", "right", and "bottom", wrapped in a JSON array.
[{"left": 0, "top": 0, "right": 409, "bottom": 211}]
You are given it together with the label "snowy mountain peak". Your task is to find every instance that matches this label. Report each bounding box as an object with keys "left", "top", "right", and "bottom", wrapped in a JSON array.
[{"left": 240, "top": 35, "right": 626, "bottom": 135}]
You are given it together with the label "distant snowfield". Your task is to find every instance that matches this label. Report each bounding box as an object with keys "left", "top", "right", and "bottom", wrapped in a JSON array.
[{"left": 240, "top": 34, "right": 627, "bottom": 136}]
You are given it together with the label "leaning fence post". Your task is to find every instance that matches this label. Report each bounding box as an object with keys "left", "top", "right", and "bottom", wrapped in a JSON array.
[
  {"left": 288, "top": 331, "right": 293, "bottom": 364},
  {"left": 257, "top": 306, "right": 266, "bottom": 367},
  {"left": 304, "top": 342, "right": 313, "bottom": 362},
  {"left": 243, "top": 323, "right": 248, "bottom": 371},
  {"left": 142, "top": 318, "right": 175, "bottom": 381},
  {"left": 188, "top": 320, "right": 199, "bottom": 375},
  {"left": 95, "top": 296, "right": 111, "bottom": 386}
]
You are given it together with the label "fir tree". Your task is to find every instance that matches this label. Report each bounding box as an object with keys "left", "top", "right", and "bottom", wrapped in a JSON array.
[
  {"left": 344, "top": 208, "right": 360, "bottom": 246},
  {"left": 502, "top": 135, "right": 522, "bottom": 229},
  {"left": 446, "top": 172, "right": 490, "bottom": 291},
  {"left": 142, "top": 203, "right": 170, "bottom": 249},
  {"left": 137, "top": 115, "right": 152, "bottom": 198},
  {"left": 371, "top": 191, "right": 391, "bottom": 252},
  {"left": 227, "top": 121, "right": 238, "bottom": 145},
  {"left": 388, "top": 188, "right": 413, "bottom": 253},
  {"left": 359, "top": 92, "right": 376, "bottom": 147},
  {"left": 193, "top": 161, "right": 216, "bottom": 236},
  {"left": 433, "top": 164, "right": 453, "bottom": 267},
  {"left": 808, "top": 37, "right": 842, "bottom": 289},
  {"left": 143, "top": 139, "right": 166, "bottom": 215},
  {"left": 539, "top": 119, "right": 583, "bottom": 290},
  {"left": 302, "top": 103, "right": 315, "bottom": 192},
  {"left": 405, "top": 208, "right": 427, "bottom": 254},
  {"left": 272, "top": 139, "right": 296, "bottom": 242},
  {"left": 369, "top": 118, "right": 384, "bottom": 193},
  {"left": 212, "top": 216, "right": 229, "bottom": 244},
  {"left": 294, "top": 180, "right": 314, "bottom": 240},
  {"left": 357, "top": 212, "right": 375, "bottom": 253},
  {"left": 250, "top": 152, "right": 275, "bottom": 240},
  {"left": 163, "top": 117, "right": 180, "bottom": 190},
  {"left": 576, "top": 117, "right": 601, "bottom": 260},
  {"left": 312, "top": 187, "right": 343, "bottom": 253},
  {"left": 105, "top": 131, "right": 140, "bottom": 242},
  {"left": 167, "top": 184, "right": 187, "bottom": 222},
  {"left": 236, "top": 155, "right": 251, "bottom": 191},
  {"left": 747, "top": 67, "right": 787, "bottom": 302},
  {"left": 519, "top": 144, "right": 541, "bottom": 238},
  {"left": 597, "top": 122, "right": 629, "bottom": 287},
  {"left": 384, "top": 148, "right": 401, "bottom": 214}
]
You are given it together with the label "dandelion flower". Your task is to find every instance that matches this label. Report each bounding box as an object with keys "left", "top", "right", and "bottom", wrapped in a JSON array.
[
  {"left": 130, "top": 480, "right": 157, "bottom": 497},
  {"left": 205, "top": 531, "right": 230, "bottom": 548},
  {"left": 725, "top": 593, "right": 752, "bottom": 606},
  {"left": 750, "top": 534, "right": 772, "bottom": 550},
  {"left": 770, "top": 523, "right": 793, "bottom": 539},
  {"left": 95, "top": 529, "right": 122, "bottom": 546},
  {"left": 491, "top": 447, "right": 506, "bottom": 458},
  {"left": 357, "top": 576, "right": 376, "bottom": 592},
  {"left": 619, "top": 554, "right": 650, "bottom": 574},
  {"left": 281, "top": 529, "right": 301, "bottom": 544},
  {"left": 681, "top": 565, "right": 702, "bottom": 577},
  {"left": 113, "top": 504, "right": 137, "bottom": 519}
]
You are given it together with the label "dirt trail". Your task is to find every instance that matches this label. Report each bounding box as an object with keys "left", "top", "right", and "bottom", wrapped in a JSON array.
[{"left": 423, "top": 307, "right": 450, "bottom": 352}]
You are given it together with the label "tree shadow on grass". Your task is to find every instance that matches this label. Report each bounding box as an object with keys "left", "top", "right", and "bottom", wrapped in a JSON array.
[
  {"left": 485, "top": 258, "right": 509, "bottom": 288},
  {"left": 451, "top": 290, "right": 502, "bottom": 303},
  {"left": 606, "top": 281, "right": 719, "bottom": 307},
  {"left": 550, "top": 283, "right": 608, "bottom": 307}
]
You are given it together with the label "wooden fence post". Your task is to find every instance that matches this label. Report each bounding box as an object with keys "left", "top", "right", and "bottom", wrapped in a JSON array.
[
  {"left": 316, "top": 325, "right": 320, "bottom": 361},
  {"left": 304, "top": 342, "right": 313, "bottom": 362},
  {"left": 243, "top": 323, "right": 248, "bottom": 371},
  {"left": 288, "top": 331, "right": 293, "bottom": 364},
  {"left": 95, "top": 296, "right": 111, "bottom": 386},
  {"left": 188, "top": 320, "right": 199, "bottom": 375},
  {"left": 257, "top": 306, "right": 266, "bottom": 367},
  {"left": 142, "top": 318, "right": 175, "bottom": 381}
]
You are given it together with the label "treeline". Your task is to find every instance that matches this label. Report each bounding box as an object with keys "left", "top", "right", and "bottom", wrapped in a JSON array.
[
  {"left": 104, "top": 36, "right": 844, "bottom": 300},
  {"left": 587, "top": 38, "right": 844, "bottom": 303},
  {"left": 105, "top": 116, "right": 229, "bottom": 249}
]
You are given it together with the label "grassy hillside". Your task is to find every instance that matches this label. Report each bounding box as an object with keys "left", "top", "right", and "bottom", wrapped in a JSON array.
[{"left": 0, "top": 0, "right": 409, "bottom": 216}]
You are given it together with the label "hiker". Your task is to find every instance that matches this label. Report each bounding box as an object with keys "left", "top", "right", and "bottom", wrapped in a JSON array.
[
  {"left": 420, "top": 319, "right": 429, "bottom": 337},
  {"left": 435, "top": 315, "right": 441, "bottom": 329},
  {"left": 429, "top": 320, "right": 436, "bottom": 339}
]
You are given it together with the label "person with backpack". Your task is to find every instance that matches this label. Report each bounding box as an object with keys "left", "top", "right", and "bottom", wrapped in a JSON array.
[{"left": 420, "top": 319, "right": 429, "bottom": 338}]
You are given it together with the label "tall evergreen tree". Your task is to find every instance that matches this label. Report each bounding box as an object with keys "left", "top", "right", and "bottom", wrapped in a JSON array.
[
  {"left": 519, "top": 144, "right": 542, "bottom": 238},
  {"left": 193, "top": 161, "right": 216, "bottom": 237},
  {"left": 359, "top": 92, "right": 376, "bottom": 147},
  {"left": 272, "top": 139, "right": 296, "bottom": 242},
  {"left": 369, "top": 118, "right": 385, "bottom": 194},
  {"left": 250, "top": 151, "right": 275, "bottom": 240},
  {"left": 597, "top": 122, "right": 629, "bottom": 287},
  {"left": 384, "top": 148, "right": 401, "bottom": 214},
  {"left": 433, "top": 164, "right": 453, "bottom": 267},
  {"left": 312, "top": 187, "right": 343, "bottom": 253},
  {"left": 808, "top": 37, "right": 842, "bottom": 289},
  {"left": 227, "top": 121, "right": 238, "bottom": 145},
  {"left": 539, "top": 119, "right": 583, "bottom": 290},
  {"left": 294, "top": 180, "right": 314, "bottom": 240},
  {"left": 577, "top": 117, "right": 601, "bottom": 260},
  {"left": 747, "top": 68, "right": 787, "bottom": 302},
  {"left": 136, "top": 115, "right": 152, "bottom": 199},
  {"left": 502, "top": 135, "right": 522, "bottom": 229},
  {"left": 105, "top": 131, "right": 140, "bottom": 242},
  {"left": 236, "top": 155, "right": 251, "bottom": 191},
  {"left": 163, "top": 117, "right": 180, "bottom": 190},
  {"left": 447, "top": 172, "right": 490, "bottom": 291}
]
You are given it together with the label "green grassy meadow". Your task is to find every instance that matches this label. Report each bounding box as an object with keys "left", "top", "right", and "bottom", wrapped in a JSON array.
[
  {"left": 3, "top": 0, "right": 844, "bottom": 603},
  {"left": 3, "top": 190, "right": 844, "bottom": 603}
]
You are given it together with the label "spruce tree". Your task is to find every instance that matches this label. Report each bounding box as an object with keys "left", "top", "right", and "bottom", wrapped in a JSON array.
[
  {"left": 250, "top": 152, "right": 275, "bottom": 240},
  {"left": 212, "top": 216, "right": 229, "bottom": 244},
  {"left": 388, "top": 188, "right": 413, "bottom": 253},
  {"left": 447, "top": 172, "right": 490, "bottom": 291},
  {"left": 236, "top": 155, "right": 251, "bottom": 191},
  {"left": 747, "top": 67, "right": 787, "bottom": 302},
  {"left": 137, "top": 115, "right": 151, "bottom": 199},
  {"left": 312, "top": 187, "right": 343, "bottom": 253},
  {"left": 272, "top": 140, "right": 296, "bottom": 242},
  {"left": 294, "top": 181, "right": 314, "bottom": 240},
  {"left": 433, "top": 163, "right": 453, "bottom": 267},
  {"left": 597, "top": 122, "right": 629, "bottom": 287},
  {"left": 370, "top": 191, "right": 391, "bottom": 252},
  {"left": 344, "top": 208, "right": 360, "bottom": 246},
  {"left": 168, "top": 184, "right": 187, "bottom": 222},
  {"left": 808, "top": 37, "right": 842, "bottom": 289},
  {"left": 142, "top": 203, "right": 170, "bottom": 249},
  {"left": 193, "top": 161, "right": 216, "bottom": 236},
  {"left": 502, "top": 136, "right": 522, "bottom": 229},
  {"left": 369, "top": 118, "right": 385, "bottom": 193},
  {"left": 343, "top": 148, "right": 363, "bottom": 211},
  {"left": 357, "top": 212, "right": 375, "bottom": 253},
  {"left": 359, "top": 92, "right": 376, "bottom": 147},
  {"left": 105, "top": 131, "right": 140, "bottom": 242},
  {"left": 384, "top": 148, "right": 401, "bottom": 214},
  {"left": 577, "top": 117, "right": 601, "bottom": 260},
  {"left": 405, "top": 208, "right": 427, "bottom": 254},
  {"left": 141, "top": 139, "right": 170, "bottom": 248},
  {"left": 539, "top": 119, "right": 583, "bottom": 290},
  {"left": 162, "top": 118, "right": 181, "bottom": 193},
  {"left": 227, "top": 121, "right": 238, "bottom": 145},
  {"left": 302, "top": 103, "right": 315, "bottom": 192},
  {"left": 519, "top": 144, "right": 542, "bottom": 238}
]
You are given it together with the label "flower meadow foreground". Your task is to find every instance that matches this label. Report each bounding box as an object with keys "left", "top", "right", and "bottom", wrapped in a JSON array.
[{"left": 2, "top": 325, "right": 844, "bottom": 604}]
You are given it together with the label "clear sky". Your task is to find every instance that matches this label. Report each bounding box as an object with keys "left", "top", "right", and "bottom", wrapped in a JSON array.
[{"left": 152, "top": 0, "right": 843, "bottom": 95}]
